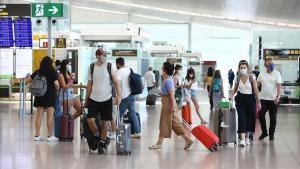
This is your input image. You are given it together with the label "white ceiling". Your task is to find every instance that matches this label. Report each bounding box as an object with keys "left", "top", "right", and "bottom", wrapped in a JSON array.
[{"left": 9, "top": 0, "right": 300, "bottom": 29}]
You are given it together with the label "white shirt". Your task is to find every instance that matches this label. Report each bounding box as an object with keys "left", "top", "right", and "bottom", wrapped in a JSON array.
[
  {"left": 116, "top": 67, "right": 131, "bottom": 99},
  {"left": 144, "top": 70, "right": 155, "bottom": 87},
  {"left": 257, "top": 69, "right": 282, "bottom": 100},
  {"left": 236, "top": 78, "right": 253, "bottom": 94},
  {"left": 88, "top": 62, "right": 117, "bottom": 102},
  {"left": 184, "top": 79, "right": 197, "bottom": 90}
]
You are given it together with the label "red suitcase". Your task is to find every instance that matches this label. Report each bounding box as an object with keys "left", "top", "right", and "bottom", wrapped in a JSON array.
[
  {"left": 59, "top": 91, "right": 74, "bottom": 142},
  {"left": 191, "top": 125, "right": 219, "bottom": 152},
  {"left": 182, "top": 105, "right": 192, "bottom": 124}
]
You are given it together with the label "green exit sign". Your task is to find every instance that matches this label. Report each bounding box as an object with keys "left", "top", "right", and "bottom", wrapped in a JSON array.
[{"left": 31, "top": 3, "right": 63, "bottom": 17}]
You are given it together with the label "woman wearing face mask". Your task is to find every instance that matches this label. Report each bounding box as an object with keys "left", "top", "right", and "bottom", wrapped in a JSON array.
[
  {"left": 173, "top": 64, "right": 183, "bottom": 106},
  {"left": 229, "top": 60, "right": 260, "bottom": 147},
  {"left": 184, "top": 68, "right": 208, "bottom": 124},
  {"left": 58, "top": 59, "right": 82, "bottom": 119},
  {"left": 209, "top": 70, "right": 224, "bottom": 109}
]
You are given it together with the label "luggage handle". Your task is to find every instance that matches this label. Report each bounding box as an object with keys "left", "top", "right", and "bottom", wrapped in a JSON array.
[
  {"left": 116, "top": 135, "right": 122, "bottom": 144},
  {"left": 175, "top": 112, "right": 193, "bottom": 131}
]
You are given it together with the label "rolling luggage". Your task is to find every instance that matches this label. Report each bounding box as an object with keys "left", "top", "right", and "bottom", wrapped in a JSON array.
[
  {"left": 182, "top": 105, "right": 192, "bottom": 124},
  {"left": 176, "top": 113, "right": 219, "bottom": 152},
  {"left": 214, "top": 107, "right": 237, "bottom": 146},
  {"left": 191, "top": 125, "right": 219, "bottom": 152},
  {"left": 146, "top": 88, "right": 157, "bottom": 106},
  {"left": 116, "top": 106, "right": 132, "bottom": 155},
  {"left": 59, "top": 91, "right": 74, "bottom": 142},
  {"left": 123, "top": 111, "right": 141, "bottom": 134}
]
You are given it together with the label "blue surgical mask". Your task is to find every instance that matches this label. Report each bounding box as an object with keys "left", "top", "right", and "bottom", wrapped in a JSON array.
[{"left": 267, "top": 63, "right": 275, "bottom": 71}]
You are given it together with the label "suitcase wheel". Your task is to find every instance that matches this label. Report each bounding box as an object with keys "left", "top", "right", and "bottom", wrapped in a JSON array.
[{"left": 209, "top": 148, "right": 214, "bottom": 152}]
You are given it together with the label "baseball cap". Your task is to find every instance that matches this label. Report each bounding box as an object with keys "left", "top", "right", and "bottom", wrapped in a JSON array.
[{"left": 95, "top": 48, "right": 107, "bottom": 56}]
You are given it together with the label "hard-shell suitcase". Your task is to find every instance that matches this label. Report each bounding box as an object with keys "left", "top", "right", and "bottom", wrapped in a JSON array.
[
  {"left": 191, "top": 125, "right": 219, "bottom": 152},
  {"left": 182, "top": 105, "right": 192, "bottom": 124},
  {"left": 176, "top": 113, "right": 219, "bottom": 152},
  {"left": 58, "top": 90, "right": 74, "bottom": 142},
  {"left": 123, "top": 111, "right": 141, "bottom": 134},
  {"left": 214, "top": 107, "right": 237, "bottom": 146},
  {"left": 116, "top": 107, "right": 132, "bottom": 155}
]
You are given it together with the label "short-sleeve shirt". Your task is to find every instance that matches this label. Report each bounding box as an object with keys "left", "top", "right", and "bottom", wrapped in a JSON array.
[
  {"left": 88, "top": 62, "right": 117, "bottom": 102},
  {"left": 144, "top": 71, "right": 155, "bottom": 87},
  {"left": 184, "top": 79, "right": 197, "bottom": 90},
  {"left": 161, "top": 77, "right": 174, "bottom": 95},
  {"left": 116, "top": 67, "right": 131, "bottom": 99},
  {"left": 205, "top": 75, "right": 213, "bottom": 86},
  {"left": 257, "top": 69, "right": 282, "bottom": 100}
]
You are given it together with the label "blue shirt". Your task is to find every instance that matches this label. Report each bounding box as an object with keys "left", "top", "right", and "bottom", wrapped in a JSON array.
[{"left": 161, "top": 77, "right": 174, "bottom": 95}]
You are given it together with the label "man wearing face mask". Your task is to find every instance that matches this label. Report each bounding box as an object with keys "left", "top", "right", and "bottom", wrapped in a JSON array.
[
  {"left": 85, "top": 48, "right": 122, "bottom": 154},
  {"left": 257, "top": 58, "right": 282, "bottom": 141}
]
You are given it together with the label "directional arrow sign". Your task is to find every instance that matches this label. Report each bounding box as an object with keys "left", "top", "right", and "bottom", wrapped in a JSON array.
[{"left": 31, "top": 3, "right": 63, "bottom": 17}]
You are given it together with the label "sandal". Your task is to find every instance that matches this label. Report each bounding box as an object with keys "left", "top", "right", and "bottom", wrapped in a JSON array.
[
  {"left": 149, "top": 144, "right": 162, "bottom": 150},
  {"left": 184, "top": 140, "right": 193, "bottom": 149}
]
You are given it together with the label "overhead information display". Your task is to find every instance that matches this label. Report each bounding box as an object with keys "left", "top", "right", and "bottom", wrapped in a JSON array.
[
  {"left": 0, "top": 49, "right": 14, "bottom": 78},
  {"left": 0, "top": 17, "right": 13, "bottom": 47},
  {"left": 14, "top": 17, "right": 32, "bottom": 47},
  {"left": 16, "top": 49, "right": 32, "bottom": 78}
]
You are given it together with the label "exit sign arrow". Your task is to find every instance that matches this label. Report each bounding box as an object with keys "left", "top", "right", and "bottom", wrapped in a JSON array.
[{"left": 48, "top": 6, "right": 58, "bottom": 15}]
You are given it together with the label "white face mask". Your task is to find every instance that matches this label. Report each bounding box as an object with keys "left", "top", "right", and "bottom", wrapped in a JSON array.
[
  {"left": 100, "top": 56, "right": 107, "bottom": 64},
  {"left": 240, "top": 68, "right": 248, "bottom": 75}
]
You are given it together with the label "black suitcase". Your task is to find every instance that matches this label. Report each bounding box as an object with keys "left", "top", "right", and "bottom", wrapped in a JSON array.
[{"left": 146, "top": 94, "right": 156, "bottom": 105}]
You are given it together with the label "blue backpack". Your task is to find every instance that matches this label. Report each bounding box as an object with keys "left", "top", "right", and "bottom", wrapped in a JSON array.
[
  {"left": 212, "top": 79, "right": 222, "bottom": 92},
  {"left": 129, "top": 68, "right": 144, "bottom": 95}
]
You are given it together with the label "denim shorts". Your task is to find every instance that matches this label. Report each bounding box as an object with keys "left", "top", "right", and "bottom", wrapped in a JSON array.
[
  {"left": 59, "top": 88, "right": 74, "bottom": 101},
  {"left": 190, "top": 89, "right": 196, "bottom": 97}
]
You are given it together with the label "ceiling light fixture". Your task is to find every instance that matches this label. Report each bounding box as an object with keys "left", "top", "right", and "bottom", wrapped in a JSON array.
[
  {"left": 71, "top": 5, "right": 184, "bottom": 24},
  {"left": 95, "top": 0, "right": 300, "bottom": 28}
]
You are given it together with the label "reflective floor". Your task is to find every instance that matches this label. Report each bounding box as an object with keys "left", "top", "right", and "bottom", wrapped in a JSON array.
[{"left": 0, "top": 90, "right": 300, "bottom": 169}]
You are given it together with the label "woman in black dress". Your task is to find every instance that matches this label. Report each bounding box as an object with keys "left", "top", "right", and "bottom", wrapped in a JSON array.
[{"left": 27, "top": 56, "right": 60, "bottom": 142}]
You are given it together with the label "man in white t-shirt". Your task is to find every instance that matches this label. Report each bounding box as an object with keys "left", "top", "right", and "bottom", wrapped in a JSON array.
[
  {"left": 257, "top": 58, "right": 282, "bottom": 141},
  {"left": 144, "top": 67, "right": 156, "bottom": 92},
  {"left": 116, "top": 57, "right": 141, "bottom": 138},
  {"left": 85, "top": 48, "right": 121, "bottom": 154}
]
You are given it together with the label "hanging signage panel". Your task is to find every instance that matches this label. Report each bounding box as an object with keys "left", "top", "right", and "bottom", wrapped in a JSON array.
[
  {"left": 0, "top": 4, "right": 31, "bottom": 16},
  {"left": 112, "top": 49, "right": 137, "bottom": 57},
  {"left": 264, "top": 49, "right": 300, "bottom": 60}
]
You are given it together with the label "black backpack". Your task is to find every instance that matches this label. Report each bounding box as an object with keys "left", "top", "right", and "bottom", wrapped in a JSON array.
[{"left": 129, "top": 68, "right": 144, "bottom": 95}]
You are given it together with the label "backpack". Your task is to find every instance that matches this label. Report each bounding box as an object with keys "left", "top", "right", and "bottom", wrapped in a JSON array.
[
  {"left": 90, "top": 62, "right": 116, "bottom": 97},
  {"left": 129, "top": 68, "right": 144, "bottom": 95},
  {"left": 212, "top": 78, "right": 222, "bottom": 92},
  {"left": 31, "top": 74, "right": 47, "bottom": 97}
]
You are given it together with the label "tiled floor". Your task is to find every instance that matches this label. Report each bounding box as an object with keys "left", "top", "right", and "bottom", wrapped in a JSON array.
[{"left": 0, "top": 90, "right": 300, "bottom": 169}]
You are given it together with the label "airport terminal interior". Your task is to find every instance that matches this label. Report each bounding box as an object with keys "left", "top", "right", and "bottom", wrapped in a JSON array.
[{"left": 0, "top": 0, "right": 300, "bottom": 169}]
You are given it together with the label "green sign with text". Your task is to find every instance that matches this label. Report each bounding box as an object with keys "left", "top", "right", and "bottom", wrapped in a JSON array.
[{"left": 31, "top": 3, "right": 63, "bottom": 17}]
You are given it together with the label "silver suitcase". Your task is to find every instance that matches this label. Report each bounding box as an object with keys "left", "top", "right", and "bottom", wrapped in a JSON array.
[
  {"left": 214, "top": 108, "right": 237, "bottom": 146},
  {"left": 116, "top": 106, "right": 132, "bottom": 155}
]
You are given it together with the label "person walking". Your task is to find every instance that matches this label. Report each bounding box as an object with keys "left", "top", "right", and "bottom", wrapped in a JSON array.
[
  {"left": 257, "top": 58, "right": 282, "bottom": 141},
  {"left": 85, "top": 48, "right": 122, "bottom": 154},
  {"left": 230, "top": 60, "right": 260, "bottom": 147},
  {"left": 144, "top": 67, "right": 156, "bottom": 92},
  {"left": 173, "top": 64, "right": 183, "bottom": 107},
  {"left": 210, "top": 70, "right": 225, "bottom": 109},
  {"left": 149, "top": 62, "right": 193, "bottom": 150},
  {"left": 204, "top": 67, "right": 214, "bottom": 110},
  {"left": 116, "top": 57, "right": 141, "bottom": 138},
  {"left": 228, "top": 69, "right": 235, "bottom": 89},
  {"left": 184, "top": 68, "right": 208, "bottom": 124},
  {"left": 27, "top": 56, "right": 60, "bottom": 142}
]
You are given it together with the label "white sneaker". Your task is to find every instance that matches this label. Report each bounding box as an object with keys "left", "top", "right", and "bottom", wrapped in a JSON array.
[
  {"left": 239, "top": 140, "right": 246, "bottom": 147},
  {"left": 131, "top": 133, "right": 141, "bottom": 138},
  {"left": 34, "top": 136, "right": 42, "bottom": 141},
  {"left": 47, "top": 136, "right": 59, "bottom": 142},
  {"left": 245, "top": 138, "right": 251, "bottom": 145},
  {"left": 107, "top": 132, "right": 116, "bottom": 140}
]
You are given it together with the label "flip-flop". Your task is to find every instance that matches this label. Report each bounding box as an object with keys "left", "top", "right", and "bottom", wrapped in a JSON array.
[
  {"left": 184, "top": 140, "right": 194, "bottom": 149},
  {"left": 149, "top": 144, "right": 162, "bottom": 150}
]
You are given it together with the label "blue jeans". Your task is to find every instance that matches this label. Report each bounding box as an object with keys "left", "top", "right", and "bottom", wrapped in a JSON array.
[{"left": 119, "top": 95, "right": 140, "bottom": 134}]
